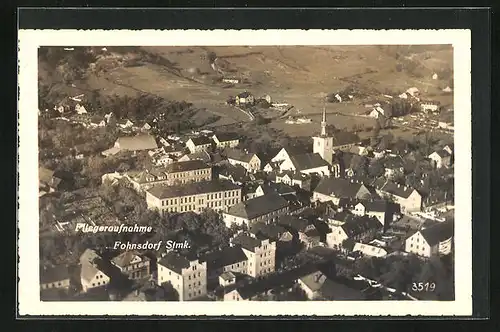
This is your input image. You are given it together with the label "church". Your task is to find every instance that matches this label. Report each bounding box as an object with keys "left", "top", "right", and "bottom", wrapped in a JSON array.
[{"left": 312, "top": 108, "right": 341, "bottom": 177}]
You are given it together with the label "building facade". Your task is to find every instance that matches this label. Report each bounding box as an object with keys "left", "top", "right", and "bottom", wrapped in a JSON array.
[
  {"left": 146, "top": 180, "right": 242, "bottom": 215},
  {"left": 312, "top": 108, "right": 334, "bottom": 165}
]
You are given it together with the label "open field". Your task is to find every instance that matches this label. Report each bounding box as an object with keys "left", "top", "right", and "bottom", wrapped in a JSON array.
[{"left": 39, "top": 45, "right": 454, "bottom": 131}]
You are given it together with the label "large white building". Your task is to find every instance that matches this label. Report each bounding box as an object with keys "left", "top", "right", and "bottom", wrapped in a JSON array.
[
  {"left": 405, "top": 220, "right": 454, "bottom": 258},
  {"left": 157, "top": 252, "right": 208, "bottom": 301}
]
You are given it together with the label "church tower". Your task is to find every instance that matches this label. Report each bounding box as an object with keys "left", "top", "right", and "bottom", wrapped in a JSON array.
[{"left": 313, "top": 107, "right": 334, "bottom": 165}]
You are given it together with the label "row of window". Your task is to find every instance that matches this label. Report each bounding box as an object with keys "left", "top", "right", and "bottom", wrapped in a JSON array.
[
  {"left": 171, "top": 169, "right": 210, "bottom": 178},
  {"left": 187, "top": 289, "right": 202, "bottom": 299},
  {"left": 188, "top": 272, "right": 202, "bottom": 280},
  {"left": 260, "top": 259, "right": 272, "bottom": 267},
  {"left": 41, "top": 281, "right": 65, "bottom": 289},
  {"left": 91, "top": 280, "right": 107, "bottom": 287},
  {"left": 126, "top": 262, "right": 146, "bottom": 271},
  {"left": 187, "top": 281, "right": 202, "bottom": 289}
]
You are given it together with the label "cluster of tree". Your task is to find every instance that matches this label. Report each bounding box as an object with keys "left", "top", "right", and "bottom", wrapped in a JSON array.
[
  {"left": 352, "top": 254, "right": 454, "bottom": 300},
  {"left": 39, "top": 47, "right": 97, "bottom": 84}
]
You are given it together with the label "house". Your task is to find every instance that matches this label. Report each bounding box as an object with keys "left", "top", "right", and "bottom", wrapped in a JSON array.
[
  {"left": 90, "top": 116, "right": 106, "bottom": 127},
  {"left": 255, "top": 182, "right": 296, "bottom": 198},
  {"left": 420, "top": 101, "right": 440, "bottom": 113},
  {"left": 186, "top": 136, "right": 212, "bottom": 153},
  {"left": 199, "top": 246, "right": 249, "bottom": 284},
  {"left": 406, "top": 87, "right": 420, "bottom": 98},
  {"left": 146, "top": 180, "right": 242, "bottom": 216},
  {"left": 249, "top": 222, "right": 294, "bottom": 252},
  {"left": 223, "top": 78, "right": 240, "bottom": 84},
  {"left": 279, "top": 152, "right": 331, "bottom": 177},
  {"left": 157, "top": 252, "right": 207, "bottom": 301},
  {"left": 141, "top": 123, "right": 152, "bottom": 131},
  {"left": 297, "top": 270, "right": 327, "bottom": 300},
  {"left": 352, "top": 242, "right": 388, "bottom": 258},
  {"left": 224, "top": 148, "right": 261, "bottom": 173},
  {"left": 297, "top": 271, "right": 365, "bottom": 300},
  {"left": 235, "top": 91, "right": 255, "bottom": 106},
  {"left": 40, "top": 265, "right": 71, "bottom": 291},
  {"left": 405, "top": 220, "right": 454, "bottom": 257},
  {"left": 212, "top": 133, "right": 240, "bottom": 149},
  {"left": 313, "top": 177, "right": 371, "bottom": 205},
  {"left": 352, "top": 200, "right": 401, "bottom": 228},
  {"left": 218, "top": 164, "right": 249, "bottom": 185},
  {"left": 230, "top": 233, "right": 276, "bottom": 277},
  {"left": 118, "top": 119, "right": 134, "bottom": 129},
  {"left": 103, "top": 134, "right": 158, "bottom": 156},
  {"left": 177, "top": 150, "right": 212, "bottom": 164},
  {"left": 111, "top": 251, "right": 151, "bottom": 280},
  {"left": 79, "top": 249, "right": 111, "bottom": 292},
  {"left": 219, "top": 271, "right": 237, "bottom": 288},
  {"left": 270, "top": 146, "right": 307, "bottom": 165},
  {"left": 372, "top": 178, "right": 422, "bottom": 213},
  {"left": 384, "top": 155, "right": 406, "bottom": 178},
  {"left": 263, "top": 161, "right": 282, "bottom": 173},
  {"left": 75, "top": 104, "right": 87, "bottom": 114},
  {"left": 242, "top": 182, "right": 260, "bottom": 201},
  {"left": 369, "top": 106, "right": 385, "bottom": 119},
  {"left": 326, "top": 215, "right": 382, "bottom": 250},
  {"left": 223, "top": 192, "right": 289, "bottom": 227},
  {"left": 278, "top": 215, "right": 321, "bottom": 249},
  {"left": 275, "top": 171, "right": 312, "bottom": 191},
  {"left": 428, "top": 149, "right": 452, "bottom": 169}
]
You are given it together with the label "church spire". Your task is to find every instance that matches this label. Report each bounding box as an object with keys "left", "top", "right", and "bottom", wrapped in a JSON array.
[{"left": 320, "top": 106, "right": 327, "bottom": 136}]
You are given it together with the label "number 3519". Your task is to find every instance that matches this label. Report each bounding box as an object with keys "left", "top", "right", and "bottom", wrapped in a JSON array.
[{"left": 412, "top": 282, "right": 436, "bottom": 292}]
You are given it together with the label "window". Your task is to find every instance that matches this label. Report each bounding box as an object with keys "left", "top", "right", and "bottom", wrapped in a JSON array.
[
  {"left": 188, "top": 293, "right": 191, "bottom": 298},
  {"left": 198, "top": 281, "right": 201, "bottom": 286},
  {"left": 188, "top": 284, "right": 192, "bottom": 289},
  {"left": 198, "top": 290, "right": 201, "bottom": 295},
  {"left": 92, "top": 283, "right": 95, "bottom": 287},
  {"left": 189, "top": 275, "right": 191, "bottom": 280}
]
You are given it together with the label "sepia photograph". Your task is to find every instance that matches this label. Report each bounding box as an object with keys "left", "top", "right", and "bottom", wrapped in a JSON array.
[{"left": 18, "top": 29, "right": 472, "bottom": 316}]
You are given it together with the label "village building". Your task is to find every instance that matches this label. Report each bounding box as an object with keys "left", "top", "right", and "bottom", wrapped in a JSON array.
[
  {"left": 39, "top": 167, "right": 63, "bottom": 196},
  {"left": 102, "top": 134, "right": 159, "bottom": 157},
  {"left": 255, "top": 182, "right": 296, "bottom": 198},
  {"left": 369, "top": 106, "right": 385, "bottom": 119},
  {"left": 313, "top": 177, "right": 371, "bottom": 205},
  {"left": 177, "top": 150, "right": 212, "bottom": 164},
  {"left": 277, "top": 215, "right": 322, "bottom": 249},
  {"left": 312, "top": 108, "right": 335, "bottom": 165},
  {"left": 218, "top": 164, "right": 249, "bottom": 185},
  {"left": 186, "top": 136, "right": 213, "bottom": 154},
  {"left": 326, "top": 215, "right": 382, "bottom": 250},
  {"left": 279, "top": 152, "right": 331, "bottom": 177},
  {"left": 200, "top": 246, "right": 249, "bottom": 286},
  {"left": 219, "top": 271, "right": 237, "bottom": 288},
  {"left": 117, "top": 119, "right": 134, "bottom": 129},
  {"left": 371, "top": 178, "right": 422, "bottom": 213},
  {"left": 157, "top": 252, "right": 207, "bottom": 301},
  {"left": 235, "top": 91, "right": 255, "bottom": 106},
  {"left": 352, "top": 242, "right": 388, "bottom": 258},
  {"left": 249, "top": 222, "right": 294, "bottom": 253},
  {"left": 79, "top": 249, "right": 111, "bottom": 293},
  {"left": 40, "top": 265, "right": 71, "bottom": 291},
  {"left": 90, "top": 116, "right": 106, "bottom": 128},
  {"left": 126, "top": 160, "right": 212, "bottom": 192},
  {"left": 111, "top": 251, "right": 151, "bottom": 281},
  {"left": 420, "top": 101, "right": 440, "bottom": 113},
  {"left": 428, "top": 149, "right": 452, "bottom": 169},
  {"left": 146, "top": 180, "right": 241, "bottom": 216},
  {"left": 212, "top": 132, "right": 240, "bottom": 149},
  {"left": 405, "top": 220, "right": 454, "bottom": 258},
  {"left": 224, "top": 148, "right": 261, "bottom": 173},
  {"left": 230, "top": 233, "right": 276, "bottom": 277},
  {"left": 274, "top": 171, "right": 312, "bottom": 191},
  {"left": 223, "top": 192, "right": 289, "bottom": 227},
  {"left": 351, "top": 199, "right": 401, "bottom": 228}
]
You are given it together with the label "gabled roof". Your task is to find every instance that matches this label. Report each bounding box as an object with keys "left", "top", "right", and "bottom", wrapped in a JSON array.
[
  {"left": 224, "top": 148, "right": 258, "bottom": 163},
  {"left": 371, "top": 178, "right": 417, "bottom": 199},
  {"left": 111, "top": 251, "right": 147, "bottom": 268},
  {"left": 420, "top": 220, "right": 454, "bottom": 246},
  {"left": 341, "top": 215, "right": 382, "bottom": 238},
  {"left": 147, "top": 180, "right": 240, "bottom": 199},
  {"left": 116, "top": 134, "right": 158, "bottom": 151},
  {"left": 318, "top": 278, "right": 367, "bottom": 300},
  {"left": 277, "top": 215, "right": 310, "bottom": 233},
  {"left": 39, "top": 167, "right": 55, "bottom": 184},
  {"left": 290, "top": 153, "right": 329, "bottom": 171},
  {"left": 249, "top": 222, "right": 288, "bottom": 241},
  {"left": 258, "top": 182, "right": 296, "bottom": 196},
  {"left": 165, "top": 160, "right": 210, "bottom": 173},
  {"left": 430, "top": 149, "right": 451, "bottom": 158},
  {"left": 219, "top": 164, "right": 248, "bottom": 183},
  {"left": 277, "top": 170, "right": 311, "bottom": 181},
  {"left": 225, "top": 193, "right": 289, "bottom": 220},
  {"left": 359, "top": 200, "right": 390, "bottom": 213},
  {"left": 199, "top": 246, "right": 247, "bottom": 270},
  {"left": 299, "top": 271, "right": 328, "bottom": 292},
  {"left": 314, "top": 177, "right": 366, "bottom": 199},
  {"left": 182, "top": 150, "right": 212, "bottom": 163},
  {"left": 40, "top": 265, "right": 70, "bottom": 284},
  {"left": 213, "top": 132, "right": 240, "bottom": 142},
  {"left": 158, "top": 252, "right": 192, "bottom": 274},
  {"left": 189, "top": 136, "right": 213, "bottom": 146},
  {"left": 231, "top": 233, "right": 265, "bottom": 253},
  {"left": 237, "top": 91, "right": 252, "bottom": 98}
]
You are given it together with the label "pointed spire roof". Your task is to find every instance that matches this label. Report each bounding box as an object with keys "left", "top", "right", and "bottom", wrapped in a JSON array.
[{"left": 321, "top": 106, "right": 327, "bottom": 136}]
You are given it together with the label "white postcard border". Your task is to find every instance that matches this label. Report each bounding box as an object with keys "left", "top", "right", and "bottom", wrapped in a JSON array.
[{"left": 18, "top": 29, "right": 472, "bottom": 316}]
